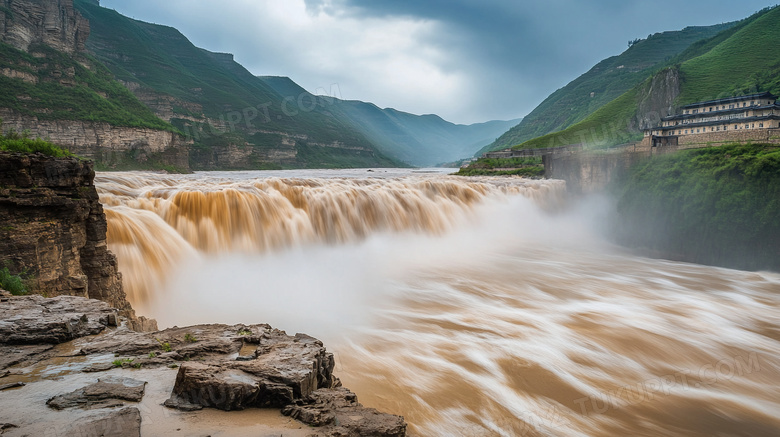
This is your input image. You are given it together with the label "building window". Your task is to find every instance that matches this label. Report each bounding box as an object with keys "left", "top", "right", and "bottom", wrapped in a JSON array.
[
  {"left": 759, "top": 123, "right": 764, "bottom": 128},
  {"left": 684, "top": 130, "right": 688, "bottom": 134},
  {"left": 717, "top": 126, "right": 720, "bottom": 131},
  {"left": 735, "top": 125, "right": 738, "bottom": 129},
  {"left": 730, "top": 104, "right": 734, "bottom": 109}
]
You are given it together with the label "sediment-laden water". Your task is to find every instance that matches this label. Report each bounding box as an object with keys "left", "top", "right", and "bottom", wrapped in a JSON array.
[{"left": 96, "top": 169, "right": 780, "bottom": 437}]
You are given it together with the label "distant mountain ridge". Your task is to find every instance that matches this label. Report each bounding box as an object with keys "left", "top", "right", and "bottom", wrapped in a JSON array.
[
  {"left": 74, "top": 0, "right": 512, "bottom": 168},
  {"left": 482, "top": 21, "right": 736, "bottom": 154},
  {"left": 258, "top": 76, "right": 520, "bottom": 165}
]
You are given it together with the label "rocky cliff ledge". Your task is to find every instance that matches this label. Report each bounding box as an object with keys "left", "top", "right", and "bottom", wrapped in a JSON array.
[
  {"left": 0, "top": 294, "right": 407, "bottom": 436},
  {"left": 0, "top": 110, "right": 191, "bottom": 172},
  {"left": 0, "top": 0, "right": 89, "bottom": 54},
  {"left": 0, "top": 152, "right": 155, "bottom": 331}
]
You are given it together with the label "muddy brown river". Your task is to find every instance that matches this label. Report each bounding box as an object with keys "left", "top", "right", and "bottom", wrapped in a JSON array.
[{"left": 92, "top": 169, "right": 780, "bottom": 436}]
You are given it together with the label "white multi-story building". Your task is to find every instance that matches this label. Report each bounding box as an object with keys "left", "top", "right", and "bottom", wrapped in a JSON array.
[{"left": 644, "top": 92, "right": 780, "bottom": 147}]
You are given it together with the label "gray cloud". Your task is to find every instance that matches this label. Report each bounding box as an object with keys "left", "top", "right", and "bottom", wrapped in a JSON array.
[{"left": 100, "top": 0, "right": 773, "bottom": 124}]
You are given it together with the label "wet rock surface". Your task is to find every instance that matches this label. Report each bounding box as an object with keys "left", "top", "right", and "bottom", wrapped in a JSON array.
[
  {"left": 66, "top": 407, "right": 142, "bottom": 437},
  {"left": 47, "top": 376, "right": 146, "bottom": 410},
  {"left": 0, "top": 295, "right": 117, "bottom": 345},
  {"left": 0, "top": 295, "right": 407, "bottom": 436},
  {"left": 283, "top": 388, "right": 407, "bottom": 437}
]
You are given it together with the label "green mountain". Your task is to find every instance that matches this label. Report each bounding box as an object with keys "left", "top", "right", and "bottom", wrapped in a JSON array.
[
  {"left": 482, "top": 21, "right": 736, "bottom": 154},
  {"left": 513, "top": 6, "right": 780, "bottom": 151},
  {"left": 0, "top": 41, "right": 174, "bottom": 132},
  {"left": 262, "top": 77, "right": 518, "bottom": 166},
  {"left": 75, "top": 0, "right": 405, "bottom": 169},
  {"left": 73, "top": 0, "right": 513, "bottom": 168},
  {"left": 258, "top": 76, "right": 519, "bottom": 166}
]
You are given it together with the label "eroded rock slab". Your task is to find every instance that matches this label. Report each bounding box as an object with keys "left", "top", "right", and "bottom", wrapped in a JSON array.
[
  {"left": 0, "top": 295, "right": 117, "bottom": 345},
  {"left": 160, "top": 326, "right": 406, "bottom": 436},
  {"left": 0, "top": 295, "right": 407, "bottom": 435},
  {"left": 283, "top": 388, "right": 407, "bottom": 437},
  {"left": 64, "top": 407, "right": 142, "bottom": 437},
  {"left": 47, "top": 376, "right": 146, "bottom": 410},
  {"left": 164, "top": 329, "right": 336, "bottom": 411}
]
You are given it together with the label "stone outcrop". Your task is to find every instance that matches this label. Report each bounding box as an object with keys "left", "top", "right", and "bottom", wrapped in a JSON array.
[
  {"left": 283, "top": 388, "right": 408, "bottom": 437},
  {"left": 164, "top": 329, "right": 338, "bottom": 411},
  {"left": 0, "top": 295, "right": 407, "bottom": 436},
  {"left": 0, "top": 110, "right": 191, "bottom": 171},
  {"left": 0, "top": 153, "right": 156, "bottom": 331},
  {"left": 47, "top": 376, "right": 146, "bottom": 410},
  {"left": 0, "top": 0, "right": 89, "bottom": 54},
  {"left": 65, "top": 407, "right": 142, "bottom": 437},
  {"left": 0, "top": 295, "right": 117, "bottom": 345},
  {"left": 636, "top": 67, "right": 682, "bottom": 131}
]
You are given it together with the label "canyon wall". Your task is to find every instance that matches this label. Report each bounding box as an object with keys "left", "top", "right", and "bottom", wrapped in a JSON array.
[
  {"left": 0, "top": 0, "right": 89, "bottom": 54},
  {"left": 0, "top": 109, "right": 191, "bottom": 171},
  {"left": 0, "top": 152, "right": 155, "bottom": 331},
  {"left": 0, "top": 0, "right": 191, "bottom": 172}
]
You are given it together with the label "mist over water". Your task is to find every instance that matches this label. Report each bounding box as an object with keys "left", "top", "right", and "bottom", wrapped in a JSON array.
[{"left": 96, "top": 170, "right": 780, "bottom": 437}]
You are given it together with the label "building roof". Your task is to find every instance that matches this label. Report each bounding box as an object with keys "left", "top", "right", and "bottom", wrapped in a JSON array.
[
  {"left": 652, "top": 114, "right": 780, "bottom": 131},
  {"left": 662, "top": 103, "right": 780, "bottom": 121},
  {"left": 680, "top": 92, "right": 777, "bottom": 109}
]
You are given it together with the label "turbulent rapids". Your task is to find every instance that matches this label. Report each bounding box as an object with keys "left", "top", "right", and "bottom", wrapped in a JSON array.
[
  {"left": 95, "top": 169, "right": 780, "bottom": 437},
  {"left": 97, "top": 170, "right": 562, "bottom": 306}
]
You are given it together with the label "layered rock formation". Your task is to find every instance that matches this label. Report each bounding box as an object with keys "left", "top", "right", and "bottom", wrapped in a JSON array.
[
  {"left": 0, "top": 0, "right": 89, "bottom": 54},
  {"left": 0, "top": 0, "right": 191, "bottom": 172},
  {"left": 0, "top": 294, "right": 407, "bottom": 436},
  {"left": 0, "top": 110, "right": 191, "bottom": 171},
  {"left": 0, "top": 152, "right": 155, "bottom": 330}
]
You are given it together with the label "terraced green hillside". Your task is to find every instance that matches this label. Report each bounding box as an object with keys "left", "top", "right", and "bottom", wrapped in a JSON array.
[
  {"left": 513, "top": 6, "right": 780, "bottom": 151},
  {"left": 481, "top": 22, "right": 735, "bottom": 154}
]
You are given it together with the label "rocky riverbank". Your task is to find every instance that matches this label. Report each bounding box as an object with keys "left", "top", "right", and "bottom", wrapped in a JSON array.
[{"left": 0, "top": 293, "right": 406, "bottom": 436}]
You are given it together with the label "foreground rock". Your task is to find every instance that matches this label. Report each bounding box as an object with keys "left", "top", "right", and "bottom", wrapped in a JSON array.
[
  {"left": 284, "top": 388, "right": 407, "bottom": 437},
  {"left": 0, "top": 295, "right": 119, "bottom": 369},
  {"left": 0, "top": 295, "right": 117, "bottom": 345},
  {"left": 164, "top": 330, "right": 337, "bottom": 411},
  {"left": 47, "top": 376, "right": 146, "bottom": 410},
  {"left": 0, "top": 295, "right": 407, "bottom": 436},
  {"left": 65, "top": 407, "right": 142, "bottom": 437}
]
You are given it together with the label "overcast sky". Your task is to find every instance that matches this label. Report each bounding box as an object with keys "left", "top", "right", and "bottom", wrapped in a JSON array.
[{"left": 100, "top": 0, "right": 773, "bottom": 124}]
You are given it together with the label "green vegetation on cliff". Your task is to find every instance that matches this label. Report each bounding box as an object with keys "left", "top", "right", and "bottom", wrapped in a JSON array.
[
  {"left": 0, "top": 42, "right": 175, "bottom": 132},
  {"left": 677, "top": 8, "right": 780, "bottom": 104},
  {"left": 0, "top": 266, "right": 29, "bottom": 295},
  {"left": 612, "top": 144, "right": 780, "bottom": 271},
  {"left": 74, "top": 0, "right": 400, "bottom": 169},
  {"left": 506, "top": 6, "right": 780, "bottom": 152},
  {"left": 482, "top": 22, "right": 735, "bottom": 153},
  {"left": 454, "top": 157, "right": 544, "bottom": 177},
  {"left": 0, "top": 128, "right": 73, "bottom": 157}
]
